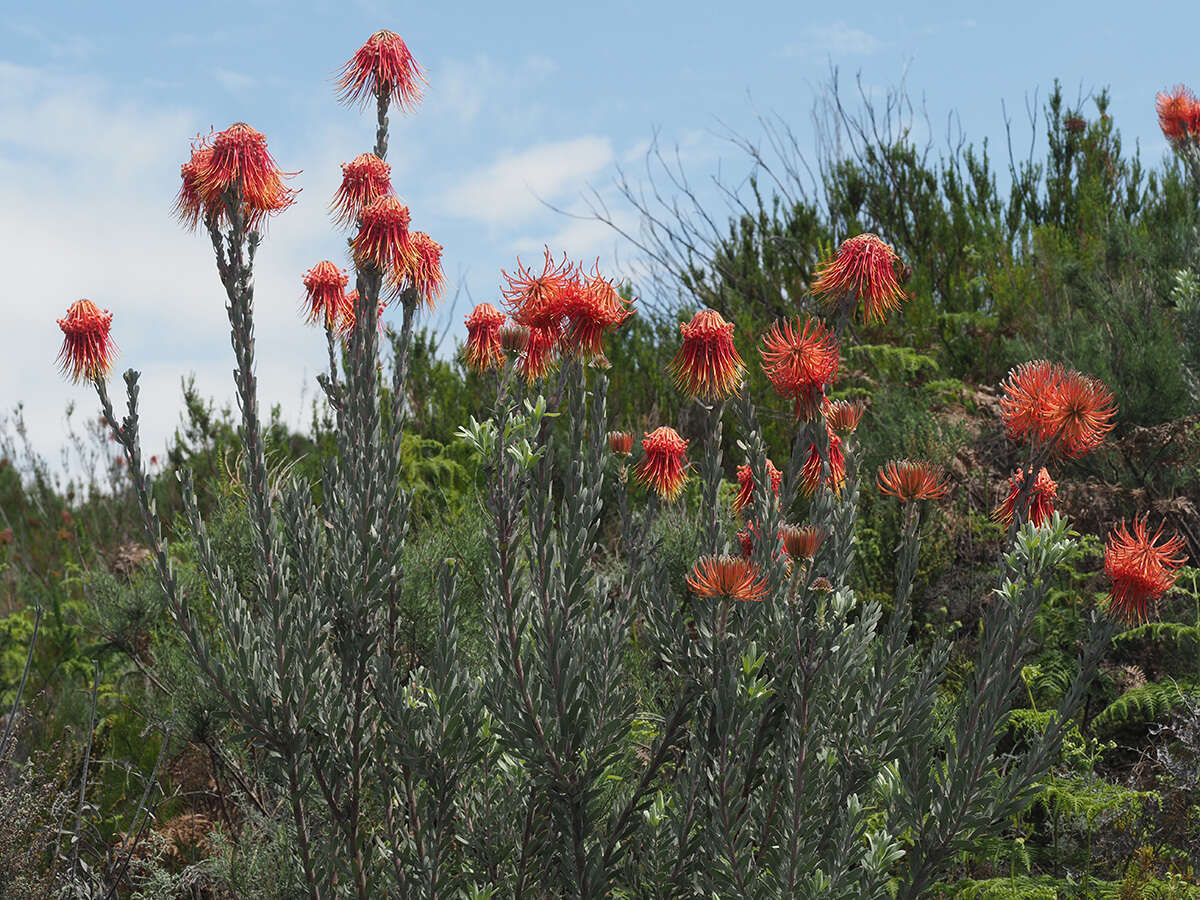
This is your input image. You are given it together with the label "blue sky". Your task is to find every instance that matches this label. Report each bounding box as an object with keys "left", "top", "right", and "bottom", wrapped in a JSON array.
[{"left": 0, "top": 0, "right": 1191, "bottom": 473}]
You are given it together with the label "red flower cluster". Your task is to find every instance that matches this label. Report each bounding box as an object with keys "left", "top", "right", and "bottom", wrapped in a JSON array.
[
  {"left": 759, "top": 317, "right": 840, "bottom": 420},
  {"left": 1104, "top": 517, "right": 1188, "bottom": 622},
  {"left": 331, "top": 153, "right": 392, "bottom": 228},
  {"left": 302, "top": 261, "right": 351, "bottom": 329},
  {"left": 337, "top": 29, "right": 426, "bottom": 112},
  {"left": 634, "top": 426, "right": 689, "bottom": 501},
  {"left": 352, "top": 196, "right": 415, "bottom": 282},
  {"left": 607, "top": 431, "right": 633, "bottom": 457},
  {"left": 998, "top": 361, "right": 1116, "bottom": 458},
  {"left": 463, "top": 303, "right": 507, "bottom": 372},
  {"left": 399, "top": 232, "right": 446, "bottom": 308},
  {"left": 993, "top": 467, "right": 1057, "bottom": 528},
  {"left": 876, "top": 459, "right": 951, "bottom": 504},
  {"left": 562, "top": 263, "right": 635, "bottom": 361},
  {"left": 174, "top": 124, "right": 297, "bottom": 231},
  {"left": 800, "top": 425, "right": 845, "bottom": 496},
  {"left": 732, "top": 458, "right": 782, "bottom": 517},
  {"left": 1156, "top": 85, "right": 1200, "bottom": 145},
  {"left": 811, "top": 233, "right": 908, "bottom": 324},
  {"left": 824, "top": 398, "right": 865, "bottom": 435},
  {"left": 687, "top": 555, "right": 768, "bottom": 603},
  {"left": 57, "top": 299, "right": 116, "bottom": 383},
  {"left": 669, "top": 309, "right": 745, "bottom": 401}
]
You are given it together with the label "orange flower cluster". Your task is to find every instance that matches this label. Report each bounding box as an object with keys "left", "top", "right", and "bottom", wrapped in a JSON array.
[
  {"left": 992, "top": 467, "right": 1057, "bottom": 528},
  {"left": 759, "top": 317, "right": 840, "bottom": 420},
  {"left": 331, "top": 153, "right": 393, "bottom": 228},
  {"left": 669, "top": 309, "right": 745, "bottom": 401},
  {"left": 824, "top": 398, "right": 865, "bottom": 436},
  {"left": 1104, "top": 517, "right": 1188, "bottom": 622},
  {"left": 174, "top": 123, "right": 297, "bottom": 231},
  {"left": 800, "top": 424, "right": 845, "bottom": 496},
  {"left": 634, "top": 426, "right": 689, "bottom": 501},
  {"left": 1156, "top": 85, "right": 1200, "bottom": 145},
  {"left": 403, "top": 232, "right": 446, "bottom": 308},
  {"left": 57, "top": 299, "right": 116, "bottom": 383},
  {"left": 876, "top": 459, "right": 951, "bottom": 504},
  {"left": 463, "top": 303, "right": 507, "bottom": 372},
  {"left": 998, "top": 361, "right": 1116, "bottom": 458},
  {"left": 687, "top": 555, "right": 768, "bottom": 603},
  {"left": 302, "top": 261, "right": 352, "bottom": 330},
  {"left": 336, "top": 29, "right": 426, "bottom": 112},
  {"left": 811, "top": 233, "right": 909, "bottom": 324},
  {"left": 732, "top": 458, "right": 782, "bottom": 517}
]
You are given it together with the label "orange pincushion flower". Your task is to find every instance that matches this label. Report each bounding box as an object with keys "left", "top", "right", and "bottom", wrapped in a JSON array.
[
  {"left": 331, "top": 153, "right": 392, "bottom": 227},
  {"left": 760, "top": 317, "right": 840, "bottom": 419},
  {"left": 336, "top": 29, "right": 426, "bottom": 112},
  {"left": 463, "top": 303, "right": 506, "bottom": 372},
  {"left": 998, "top": 360, "right": 1060, "bottom": 444},
  {"left": 993, "top": 467, "right": 1057, "bottom": 528},
  {"left": 563, "top": 264, "right": 634, "bottom": 360},
  {"left": 519, "top": 322, "right": 562, "bottom": 382},
  {"left": 634, "top": 426, "right": 690, "bottom": 501},
  {"left": 687, "top": 555, "right": 768, "bottom": 603},
  {"left": 192, "top": 123, "right": 297, "bottom": 228},
  {"left": 608, "top": 431, "right": 633, "bottom": 456},
  {"left": 876, "top": 459, "right": 951, "bottom": 503},
  {"left": 781, "top": 524, "right": 825, "bottom": 560},
  {"left": 396, "top": 231, "right": 445, "bottom": 308},
  {"left": 811, "top": 233, "right": 908, "bottom": 324},
  {"left": 174, "top": 146, "right": 218, "bottom": 230},
  {"left": 800, "top": 426, "right": 845, "bottom": 496},
  {"left": 1044, "top": 370, "right": 1116, "bottom": 458},
  {"left": 669, "top": 309, "right": 745, "bottom": 401},
  {"left": 502, "top": 248, "right": 574, "bottom": 329},
  {"left": 57, "top": 299, "right": 117, "bottom": 383},
  {"left": 1103, "top": 516, "right": 1188, "bottom": 622},
  {"left": 1156, "top": 85, "right": 1200, "bottom": 143},
  {"left": 732, "top": 458, "right": 782, "bottom": 516},
  {"left": 338, "top": 290, "right": 386, "bottom": 336},
  {"left": 302, "top": 261, "right": 350, "bottom": 328},
  {"left": 352, "top": 195, "right": 415, "bottom": 278},
  {"left": 825, "top": 398, "right": 865, "bottom": 435}
]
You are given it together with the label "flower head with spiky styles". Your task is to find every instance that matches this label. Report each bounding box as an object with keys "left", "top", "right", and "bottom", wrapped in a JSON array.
[
  {"left": 174, "top": 146, "right": 218, "bottom": 231},
  {"left": 57, "top": 299, "right": 117, "bottom": 383},
  {"left": 608, "top": 431, "right": 633, "bottom": 457},
  {"left": 352, "top": 195, "right": 415, "bottom": 280},
  {"left": 302, "top": 261, "right": 351, "bottom": 328},
  {"left": 811, "top": 233, "right": 908, "bottom": 324},
  {"left": 519, "top": 322, "right": 562, "bottom": 382},
  {"left": 563, "top": 263, "right": 634, "bottom": 360},
  {"left": 635, "top": 426, "right": 690, "bottom": 501},
  {"left": 669, "top": 309, "right": 745, "bottom": 401},
  {"left": 825, "top": 398, "right": 865, "bottom": 435},
  {"left": 1156, "top": 85, "right": 1200, "bottom": 144},
  {"left": 336, "top": 29, "right": 426, "bottom": 112},
  {"left": 394, "top": 231, "right": 445, "bottom": 308},
  {"left": 732, "top": 458, "right": 782, "bottom": 517},
  {"left": 781, "top": 524, "right": 826, "bottom": 560},
  {"left": 501, "top": 248, "right": 575, "bottom": 329},
  {"left": 998, "top": 360, "right": 1060, "bottom": 444},
  {"left": 1045, "top": 370, "right": 1116, "bottom": 458},
  {"left": 463, "top": 303, "right": 506, "bottom": 372},
  {"left": 191, "top": 123, "right": 298, "bottom": 229},
  {"left": 1104, "top": 516, "right": 1188, "bottom": 622},
  {"left": 331, "top": 153, "right": 392, "bottom": 228},
  {"left": 760, "top": 317, "right": 840, "bottom": 420},
  {"left": 800, "top": 426, "right": 846, "bottom": 496},
  {"left": 877, "top": 459, "right": 951, "bottom": 503},
  {"left": 993, "top": 467, "right": 1057, "bottom": 528},
  {"left": 338, "top": 290, "right": 387, "bottom": 337},
  {"left": 687, "top": 555, "right": 768, "bottom": 603}
]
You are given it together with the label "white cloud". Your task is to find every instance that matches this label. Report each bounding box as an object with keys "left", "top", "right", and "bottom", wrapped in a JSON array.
[
  {"left": 778, "top": 22, "right": 882, "bottom": 59},
  {"left": 439, "top": 136, "right": 615, "bottom": 226},
  {"left": 214, "top": 68, "right": 256, "bottom": 92}
]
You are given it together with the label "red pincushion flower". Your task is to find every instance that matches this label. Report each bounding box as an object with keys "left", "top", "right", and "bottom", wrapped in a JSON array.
[
  {"left": 1156, "top": 85, "right": 1200, "bottom": 144},
  {"left": 352, "top": 195, "right": 415, "bottom": 279},
  {"left": 825, "top": 398, "right": 865, "bottom": 435},
  {"left": 877, "top": 459, "right": 951, "bottom": 503},
  {"left": 517, "top": 322, "right": 562, "bottom": 382},
  {"left": 998, "top": 360, "right": 1060, "bottom": 445},
  {"left": 463, "top": 303, "right": 506, "bottom": 372},
  {"left": 781, "top": 524, "right": 826, "bottom": 560},
  {"left": 331, "top": 153, "right": 392, "bottom": 228},
  {"left": 732, "top": 458, "right": 782, "bottom": 517},
  {"left": 338, "top": 290, "right": 386, "bottom": 336},
  {"left": 563, "top": 263, "right": 634, "bottom": 360},
  {"left": 302, "top": 261, "right": 351, "bottom": 328},
  {"left": 501, "top": 248, "right": 575, "bottom": 329},
  {"left": 811, "top": 233, "right": 908, "bottom": 324},
  {"left": 336, "top": 29, "right": 426, "bottom": 112},
  {"left": 669, "top": 309, "right": 745, "bottom": 401},
  {"left": 687, "top": 555, "right": 768, "bottom": 603},
  {"left": 1044, "top": 370, "right": 1116, "bottom": 458},
  {"left": 993, "top": 467, "right": 1057, "bottom": 528},
  {"left": 395, "top": 231, "right": 445, "bottom": 308},
  {"left": 759, "top": 317, "right": 840, "bottom": 419},
  {"left": 1104, "top": 516, "right": 1188, "bottom": 622},
  {"left": 191, "top": 123, "right": 298, "bottom": 229},
  {"left": 57, "top": 299, "right": 117, "bottom": 383},
  {"left": 635, "top": 426, "right": 690, "bottom": 501},
  {"left": 608, "top": 431, "right": 633, "bottom": 456},
  {"left": 174, "top": 146, "right": 219, "bottom": 231},
  {"left": 737, "top": 522, "right": 758, "bottom": 559},
  {"left": 800, "top": 426, "right": 846, "bottom": 496}
]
